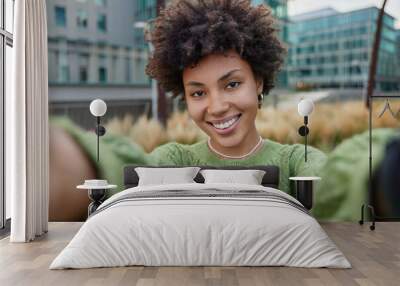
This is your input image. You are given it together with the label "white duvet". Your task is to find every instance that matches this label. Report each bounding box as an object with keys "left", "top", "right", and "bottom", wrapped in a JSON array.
[{"left": 50, "top": 183, "right": 351, "bottom": 269}]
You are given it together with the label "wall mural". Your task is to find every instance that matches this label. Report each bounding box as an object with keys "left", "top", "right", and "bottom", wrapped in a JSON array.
[{"left": 47, "top": 0, "right": 400, "bottom": 224}]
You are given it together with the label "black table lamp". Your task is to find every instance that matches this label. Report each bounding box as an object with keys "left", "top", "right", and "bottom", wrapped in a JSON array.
[
  {"left": 297, "top": 99, "right": 314, "bottom": 162},
  {"left": 89, "top": 99, "right": 107, "bottom": 162}
]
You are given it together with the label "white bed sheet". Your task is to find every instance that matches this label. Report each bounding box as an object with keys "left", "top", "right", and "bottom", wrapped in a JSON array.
[{"left": 50, "top": 183, "right": 351, "bottom": 269}]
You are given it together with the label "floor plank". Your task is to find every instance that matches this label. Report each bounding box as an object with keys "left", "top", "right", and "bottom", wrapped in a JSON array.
[{"left": 0, "top": 222, "right": 399, "bottom": 286}]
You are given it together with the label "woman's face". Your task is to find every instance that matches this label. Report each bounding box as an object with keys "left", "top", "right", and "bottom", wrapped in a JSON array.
[{"left": 182, "top": 50, "right": 263, "bottom": 154}]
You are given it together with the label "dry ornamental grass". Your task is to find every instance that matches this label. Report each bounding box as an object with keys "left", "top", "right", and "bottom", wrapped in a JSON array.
[{"left": 106, "top": 101, "right": 400, "bottom": 153}]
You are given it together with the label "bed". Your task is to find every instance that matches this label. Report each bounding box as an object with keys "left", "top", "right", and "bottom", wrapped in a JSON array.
[{"left": 50, "top": 165, "right": 350, "bottom": 269}]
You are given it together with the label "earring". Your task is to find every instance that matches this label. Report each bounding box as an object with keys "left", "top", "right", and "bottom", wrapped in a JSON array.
[{"left": 258, "top": 93, "right": 264, "bottom": 109}]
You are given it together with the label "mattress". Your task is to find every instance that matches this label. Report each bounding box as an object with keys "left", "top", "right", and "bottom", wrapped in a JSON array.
[{"left": 50, "top": 183, "right": 351, "bottom": 269}]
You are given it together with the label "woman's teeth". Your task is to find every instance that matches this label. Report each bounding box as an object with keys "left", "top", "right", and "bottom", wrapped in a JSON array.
[{"left": 213, "top": 116, "right": 240, "bottom": 130}]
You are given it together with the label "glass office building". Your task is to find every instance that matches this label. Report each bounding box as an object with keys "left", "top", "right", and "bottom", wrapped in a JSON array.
[
  {"left": 397, "top": 29, "right": 400, "bottom": 65},
  {"left": 252, "top": 0, "right": 289, "bottom": 43},
  {"left": 288, "top": 7, "right": 400, "bottom": 91},
  {"left": 133, "top": 0, "right": 157, "bottom": 51}
]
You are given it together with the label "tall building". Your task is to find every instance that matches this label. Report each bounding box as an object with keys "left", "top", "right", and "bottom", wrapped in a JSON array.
[
  {"left": 47, "top": 0, "right": 152, "bottom": 128},
  {"left": 48, "top": 0, "right": 289, "bottom": 89},
  {"left": 47, "top": 0, "right": 150, "bottom": 85},
  {"left": 47, "top": 0, "right": 289, "bottom": 127},
  {"left": 288, "top": 7, "right": 400, "bottom": 92}
]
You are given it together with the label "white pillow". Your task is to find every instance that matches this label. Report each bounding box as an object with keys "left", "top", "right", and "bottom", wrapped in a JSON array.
[
  {"left": 135, "top": 167, "right": 201, "bottom": 186},
  {"left": 200, "top": 169, "right": 266, "bottom": 185}
]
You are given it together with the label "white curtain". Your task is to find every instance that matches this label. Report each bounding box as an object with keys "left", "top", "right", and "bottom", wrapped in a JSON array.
[{"left": 7, "top": 0, "right": 49, "bottom": 242}]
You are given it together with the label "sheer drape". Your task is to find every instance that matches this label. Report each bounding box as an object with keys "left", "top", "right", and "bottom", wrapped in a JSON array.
[{"left": 7, "top": 0, "right": 49, "bottom": 242}]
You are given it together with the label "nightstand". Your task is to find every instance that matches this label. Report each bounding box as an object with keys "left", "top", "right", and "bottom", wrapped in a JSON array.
[
  {"left": 289, "top": 177, "right": 321, "bottom": 210},
  {"left": 77, "top": 182, "right": 117, "bottom": 216}
]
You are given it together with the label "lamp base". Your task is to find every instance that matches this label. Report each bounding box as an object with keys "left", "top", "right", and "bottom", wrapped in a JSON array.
[
  {"left": 88, "top": 189, "right": 106, "bottom": 216},
  {"left": 289, "top": 177, "right": 321, "bottom": 210},
  {"left": 295, "top": 180, "right": 313, "bottom": 210}
]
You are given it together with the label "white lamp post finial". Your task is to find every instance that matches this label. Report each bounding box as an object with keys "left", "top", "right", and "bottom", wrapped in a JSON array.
[{"left": 90, "top": 99, "right": 107, "bottom": 117}]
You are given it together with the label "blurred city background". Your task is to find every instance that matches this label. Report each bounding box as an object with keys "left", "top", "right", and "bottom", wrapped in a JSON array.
[{"left": 45, "top": 0, "right": 400, "bottom": 152}]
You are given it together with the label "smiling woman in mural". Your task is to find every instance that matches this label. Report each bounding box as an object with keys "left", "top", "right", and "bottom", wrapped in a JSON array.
[
  {"left": 49, "top": 0, "right": 326, "bottom": 221},
  {"left": 143, "top": 0, "right": 325, "bottom": 184},
  {"left": 146, "top": 0, "right": 285, "bottom": 160}
]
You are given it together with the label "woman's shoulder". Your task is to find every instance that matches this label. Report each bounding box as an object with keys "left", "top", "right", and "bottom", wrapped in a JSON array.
[
  {"left": 263, "top": 138, "right": 321, "bottom": 154},
  {"left": 261, "top": 138, "right": 327, "bottom": 165},
  {"left": 331, "top": 128, "right": 397, "bottom": 156}
]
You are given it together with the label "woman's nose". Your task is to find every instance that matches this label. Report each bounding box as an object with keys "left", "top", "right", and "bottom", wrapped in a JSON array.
[{"left": 207, "top": 93, "right": 229, "bottom": 116}]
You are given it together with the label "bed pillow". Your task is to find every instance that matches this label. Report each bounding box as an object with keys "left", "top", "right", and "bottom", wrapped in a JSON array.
[
  {"left": 135, "top": 167, "right": 201, "bottom": 186},
  {"left": 200, "top": 169, "right": 266, "bottom": 185}
]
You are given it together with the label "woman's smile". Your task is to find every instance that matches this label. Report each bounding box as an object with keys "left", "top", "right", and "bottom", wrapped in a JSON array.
[{"left": 207, "top": 114, "right": 242, "bottom": 135}]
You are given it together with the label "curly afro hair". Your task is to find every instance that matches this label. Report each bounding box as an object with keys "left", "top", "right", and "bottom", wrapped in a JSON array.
[{"left": 146, "top": 0, "right": 286, "bottom": 98}]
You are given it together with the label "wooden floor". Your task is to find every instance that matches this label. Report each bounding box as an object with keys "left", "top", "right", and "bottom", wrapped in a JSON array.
[{"left": 0, "top": 222, "right": 399, "bottom": 286}]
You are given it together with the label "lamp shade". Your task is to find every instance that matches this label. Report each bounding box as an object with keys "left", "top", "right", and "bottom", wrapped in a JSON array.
[
  {"left": 298, "top": 99, "right": 314, "bottom": 117},
  {"left": 90, "top": 99, "right": 107, "bottom": 117}
]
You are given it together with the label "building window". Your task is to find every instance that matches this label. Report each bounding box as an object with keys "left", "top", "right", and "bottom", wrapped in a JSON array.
[
  {"left": 55, "top": 6, "right": 67, "bottom": 27},
  {"left": 95, "top": 0, "right": 107, "bottom": 6},
  {"left": 125, "top": 57, "right": 131, "bottom": 83},
  {"left": 60, "top": 66, "right": 69, "bottom": 82},
  {"left": 97, "top": 14, "right": 107, "bottom": 32},
  {"left": 79, "top": 54, "right": 89, "bottom": 83},
  {"left": 79, "top": 67, "right": 88, "bottom": 82},
  {"left": 99, "top": 68, "right": 107, "bottom": 83},
  {"left": 58, "top": 52, "right": 70, "bottom": 82},
  {"left": 77, "top": 10, "right": 88, "bottom": 29},
  {"left": 111, "top": 55, "right": 118, "bottom": 83},
  {"left": 98, "top": 55, "right": 107, "bottom": 83}
]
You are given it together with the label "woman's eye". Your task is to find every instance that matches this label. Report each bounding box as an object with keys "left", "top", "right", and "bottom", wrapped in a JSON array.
[
  {"left": 226, "top": 81, "right": 241, "bottom": 89},
  {"left": 191, "top": 91, "right": 204, "bottom": 97}
]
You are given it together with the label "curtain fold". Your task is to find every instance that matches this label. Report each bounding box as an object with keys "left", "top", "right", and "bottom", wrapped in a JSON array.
[{"left": 7, "top": 0, "right": 49, "bottom": 242}]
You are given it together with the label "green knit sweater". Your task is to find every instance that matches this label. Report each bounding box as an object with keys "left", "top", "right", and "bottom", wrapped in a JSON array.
[{"left": 51, "top": 117, "right": 398, "bottom": 221}]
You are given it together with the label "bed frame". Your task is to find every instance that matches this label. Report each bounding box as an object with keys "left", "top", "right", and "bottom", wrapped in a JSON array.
[{"left": 123, "top": 165, "right": 280, "bottom": 189}]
